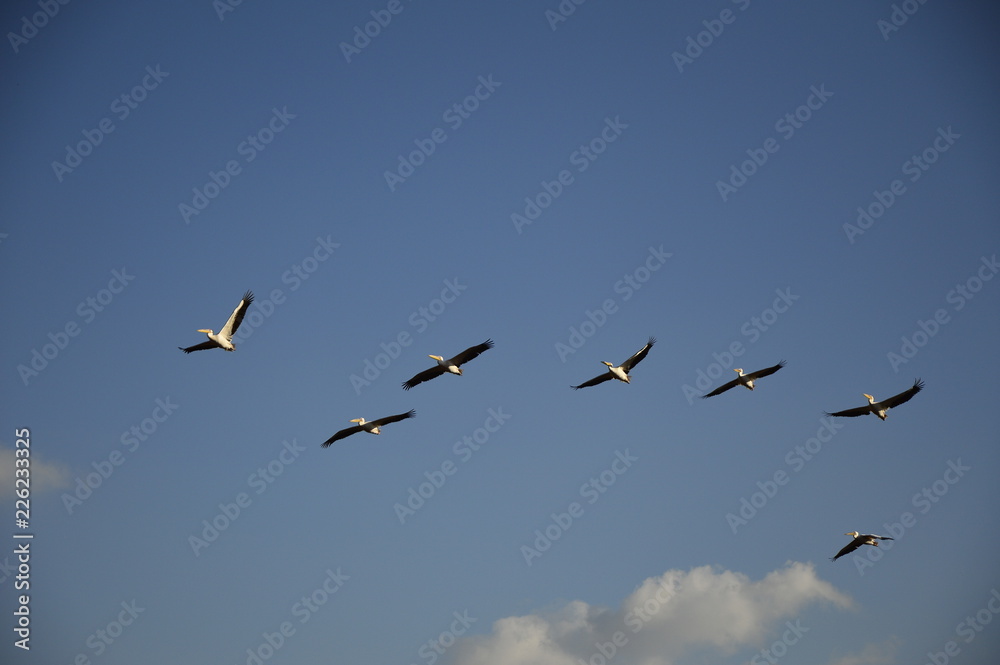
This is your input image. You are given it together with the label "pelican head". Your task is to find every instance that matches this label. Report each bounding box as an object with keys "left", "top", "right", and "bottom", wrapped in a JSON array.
[
  {"left": 429, "top": 355, "right": 444, "bottom": 361},
  {"left": 601, "top": 361, "right": 614, "bottom": 367},
  {"left": 845, "top": 531, "right": 860, "bottom": 538},
  {"left": 863, "top": 394, "right": 875, "bottom": 403},
  {"left": 350, "top": 418, "right": 367, "bottom": 425},
  {"left": 197, "top": 329, "right": 214, "bottom": 334},
  {"left": 733, "top": 368, "right": 744, "bottom": 374}
]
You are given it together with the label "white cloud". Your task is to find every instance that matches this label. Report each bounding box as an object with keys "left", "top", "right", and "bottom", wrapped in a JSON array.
[
  {"left": 449, "top": 562, "right": 853, "bottom": 665},
  {"left": 0, "top": 447, "right": 72, "bottom": 498}
]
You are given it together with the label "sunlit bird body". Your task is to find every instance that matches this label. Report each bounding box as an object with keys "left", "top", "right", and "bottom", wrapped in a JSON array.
[
  {"left": 178, "top": 290, "right": 254, "bottom": 353},
  {"left": 702, "top": 361, "right": 786, "bottom": 398},
  {"left": 402, "top": 339, "right": 494, "bottom": 390},
  {"left": 825, "top": 379, "right": 924, "bottom": 420},
  {"left": 321, "top": 410, "right": 416, "bottom": 447},
  {"left": 571, "top": 337, "right": 656, "bottom": 390},
  {"left": 831, "top": 531, "right": 894, "bottom": 561}
]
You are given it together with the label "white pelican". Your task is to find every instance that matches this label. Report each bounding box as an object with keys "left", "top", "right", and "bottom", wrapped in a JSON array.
[
  {"left": 402, "top": 339, "right": 494, "bottom": 390},
  {"left": 825, "top": 379, "right": 924, "bottom": 420},
  {"left": 321, "top": 409, "right": 416, "bottom": 447},
  {"left": 831, "top": 531, "right": 894, "bottom": 561},
  {"left": 702, "top": 361, "right": 786, "bottom": 398},
  {"left": 571, "top": 337, "right": 655, "bottom": 390},
  {"left": 178, "top": 290, "right": 254, "bottom": 353}
]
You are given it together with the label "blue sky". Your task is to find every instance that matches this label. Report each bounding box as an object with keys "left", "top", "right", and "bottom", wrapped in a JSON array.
[{"left": 2, "top": 1, "right": 999, "bottom": 664}]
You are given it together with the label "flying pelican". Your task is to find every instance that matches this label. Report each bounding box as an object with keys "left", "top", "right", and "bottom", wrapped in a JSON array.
[
  {"left": 831, "top": 531, "right": 894, "bottom": 561},
  {"left": 825, "top": 379, "right": 924, "bottom": 420},
  {"left": 571, "top": 337, "right": 656, "bottom": 390},
  {"left": 178, "top": 290, "right": 254, "bottom": 353},
  {"left": 402, "top": 339, "right": 494, "bottom": 390},
  {"left": 320, "top": 409, "right": 416, "bottom": 447},
  {"left": 702, "top": 361, "right": 786, "bottom": 398}
]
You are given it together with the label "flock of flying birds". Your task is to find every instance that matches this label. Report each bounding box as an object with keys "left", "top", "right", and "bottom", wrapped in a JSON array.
[{"left": 179, "top": 290, "right": 925, "bottom": 562}]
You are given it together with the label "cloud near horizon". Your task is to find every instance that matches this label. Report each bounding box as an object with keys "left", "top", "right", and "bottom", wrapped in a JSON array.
[
  {"left": 448, "top": 561, "right": 853, "bottom": 665},
  {"left": 0, "top": 446, "right": 72, "bottom": 498}
]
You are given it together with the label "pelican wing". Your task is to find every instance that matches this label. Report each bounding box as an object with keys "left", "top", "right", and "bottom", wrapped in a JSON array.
[
  {"left": 832, "top": 536, "right": 864, "bottom": 561},
  {"left": 371, "top": 409, "right": 417, "bottom": 428},
  {"left": 449, "top": 339, "right": 494, "bottom": 366},
  {"left": 702, "top": 377, "right": 740, "bottom": 398},
  {"left": 825, "top": 404, "right": 873, "bottom": 418},
  {"left": 321, "top": 424, "right": 364, "bottom": 447},
  {"left": 402, "top": 366, "right": 447, "bottom": 391},
  {"left": 178, "top": 340, "right": 220, "bottom": 354},
  {"left": 879, "top": 378, "right": 924, "bottom": 410},
  {"left": 571, "top": 372, "right": 614, "bottom": 390},
  {"left": 219, "top": 290, "right": 255, "bottom": 339},
  {"left": 747, "top": 360, "right": 786, "bottom": 380},
  {"left": 620, "top": 337, "right": 656, "bottom": 372}
]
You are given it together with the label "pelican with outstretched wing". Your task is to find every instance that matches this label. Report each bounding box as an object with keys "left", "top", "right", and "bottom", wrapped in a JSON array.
[
  {"left": 402, "top": 340, "right": 494, "bottom": 390},
  {"left": 825, "top": 379, "right": 924, "bottom": 420},
  {"left": 831, "top": 531, "right": 894, "bottom": 561},
  {"left": 572, "top": 337, "right": 656, "bottom": 390},
  {"left": 702, "top": 361, "right": 786, "bottom": 398},
  {"left": 321, "top": 410, "right": 416, "bottom": 447},
  {"left": 178, "top": 290, "right": 254, "bottom": 353}
]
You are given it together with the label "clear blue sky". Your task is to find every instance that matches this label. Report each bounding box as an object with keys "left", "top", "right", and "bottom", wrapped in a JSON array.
[{"left": 2, "top": 2, "right": 999, "bottom": 664}]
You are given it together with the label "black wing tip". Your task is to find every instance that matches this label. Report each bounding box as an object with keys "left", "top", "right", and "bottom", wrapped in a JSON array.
[
  {"left": 404, "top": 409, "right": 417, "bottom": 418},
  {"left": 913, "top": 378, "right": 925, "bottom": 390},
  {"left": 775, "top": 359, "right": 787, "bottom": 368},
  {"left": 243, "top": 290, "right": 255, "bottom": 303},
  {"left": 647, "top": 336, "right": 657, "bottom": 346},
  {"left": 483, "top": 338, "right": 495, "bottom": 348}
]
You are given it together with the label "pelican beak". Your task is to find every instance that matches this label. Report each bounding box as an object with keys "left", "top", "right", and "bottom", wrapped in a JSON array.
[
  {"left": 350, "top": 419, "right": 362, "bottom": 423},
  {"left": 197, "top": 329, "right": 212, "bottom": 333}
]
